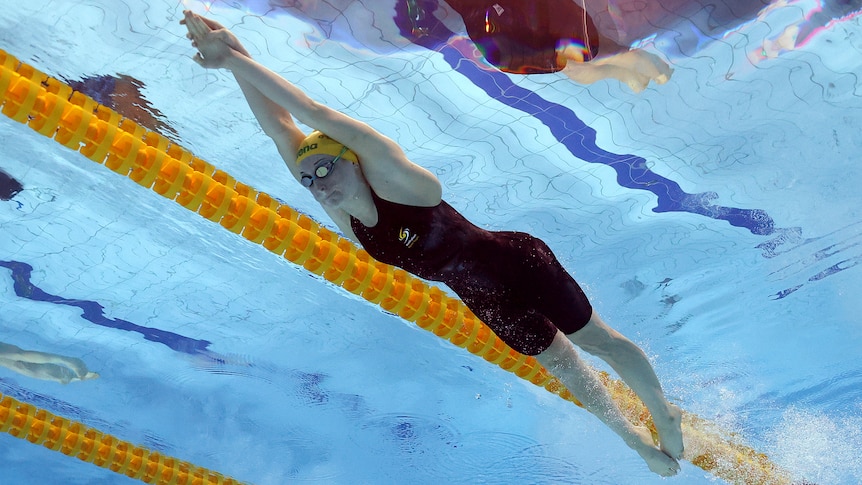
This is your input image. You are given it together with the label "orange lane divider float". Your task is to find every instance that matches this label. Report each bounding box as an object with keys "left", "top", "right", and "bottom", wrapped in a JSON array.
[
  {"left": 0, "top": 392, "right": 243, "bottom": 485},
  {"left": 0, "top": 48, "right": 792, "bottom": 485}
]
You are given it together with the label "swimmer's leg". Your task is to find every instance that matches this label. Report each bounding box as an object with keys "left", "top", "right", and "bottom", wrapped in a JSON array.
[
  {"left": 536, "top": 330, "right": 681, "bottom": 477},
  {"left": 561, "top": 49, "right": 672, "bottom": 92},
  {"left": 561, "top": 61, "right": 653, "bottom": 92},
  {"left": 566, "top": 312, "right": 684, "bottom": 460}
]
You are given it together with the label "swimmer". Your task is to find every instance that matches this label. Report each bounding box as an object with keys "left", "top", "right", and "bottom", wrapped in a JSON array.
[
  {"left": 420, "top": 0, "right": 673, "bottom": 92},
  {"left": 0, "top": 342, "right": 99, "bottom": 384},
  {"left": 181, "top": 10, "right": 684, "bottom": 475}
]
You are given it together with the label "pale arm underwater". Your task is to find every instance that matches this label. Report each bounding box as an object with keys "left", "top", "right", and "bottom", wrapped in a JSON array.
[
  {"left": 181, "top": 11, "right": 441, "bottom": 209},
  {"left": 0, "top": 342, "right": 98, "bottom": 384}
]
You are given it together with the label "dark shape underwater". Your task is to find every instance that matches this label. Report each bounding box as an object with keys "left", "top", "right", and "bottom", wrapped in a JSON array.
[
  {"left": 1, "top": 168, "right": 23, "bottom": 201},
  {"left": 0, "top": 260, "right": 212, "bottom": 355}
]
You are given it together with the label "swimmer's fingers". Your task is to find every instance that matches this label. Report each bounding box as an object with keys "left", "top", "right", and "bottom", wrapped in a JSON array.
[
  {"left": 188, "top": 18, "right": 211, "bottom": 39},
  {"left": 181, "top": 11, "right": 250, "bottom": 59},
  {"left": 183, "top": 11, "right": 212, "bottom": 40},
  {"left": 181, "top": 10, "right": 226, "bottom": 38},
  {"left": 67, "top": 372, "right": 99, "bottom": 383},
  {"left": 198, "top": 15, "right": 227, "bottom": 32}
]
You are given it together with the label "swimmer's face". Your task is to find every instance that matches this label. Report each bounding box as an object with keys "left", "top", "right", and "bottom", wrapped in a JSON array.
[{"left": 298, "top": 151, "right": 357, "bottom": 207}]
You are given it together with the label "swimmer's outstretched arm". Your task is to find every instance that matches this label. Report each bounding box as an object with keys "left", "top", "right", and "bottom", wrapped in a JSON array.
[
  {"left": 182, "top": 11, "right": 440, "bottom": 205},
  {"left": 0, "top": 343, "right": 99, "bottom": 384},
  {"left": 181, "top": 14, "right": 306, "bottom": 179}
]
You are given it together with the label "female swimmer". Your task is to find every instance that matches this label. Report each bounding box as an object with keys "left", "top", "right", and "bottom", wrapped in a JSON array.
[{"left": 181, "top": 10, "right": 684, "bottom": 476}]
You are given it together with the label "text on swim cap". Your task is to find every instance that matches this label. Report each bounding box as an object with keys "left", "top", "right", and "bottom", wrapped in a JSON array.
[{"left": 297, "top": 143, "right": 318, "bottom": 158}]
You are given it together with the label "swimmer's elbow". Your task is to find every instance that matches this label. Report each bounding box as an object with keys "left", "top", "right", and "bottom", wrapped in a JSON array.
[{"left": 261, "top": 116, "right": 297, "bottom": 141}]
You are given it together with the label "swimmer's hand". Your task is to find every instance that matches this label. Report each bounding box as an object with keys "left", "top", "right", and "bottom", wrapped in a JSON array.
[
  {"left": 47, "top": 356, "right": 99, "bottom": 383},
  {"left": 181, "top": 10, "right": 250, "bottom": 69},
  {"left": 69, "top": 371, "right": 100, "bottom": 383}
]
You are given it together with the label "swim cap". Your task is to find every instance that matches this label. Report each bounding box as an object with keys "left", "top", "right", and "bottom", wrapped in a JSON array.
[{"left": 295, "top": 131, "right": 359, "bottom": 165}]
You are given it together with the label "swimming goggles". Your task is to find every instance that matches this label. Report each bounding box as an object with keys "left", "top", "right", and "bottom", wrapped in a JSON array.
[{"left": 300, "top": 146, "right": 349, "bottom": 188}]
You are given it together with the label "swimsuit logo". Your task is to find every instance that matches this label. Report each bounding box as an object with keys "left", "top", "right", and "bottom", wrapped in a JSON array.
[
  {"left": 399, "top": 227, "right": 419, "bottom": 248},
  {"left": 492, "top": 4, "right": 504, "bottom": 15}
]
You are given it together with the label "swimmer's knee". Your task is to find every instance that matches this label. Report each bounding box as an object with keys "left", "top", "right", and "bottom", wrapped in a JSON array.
[
  {"left": 535, "top": 331, "right": 578, "bottom": 366},
  {"left": 565, "top": 314, "right": 618, "bottom": 356}
]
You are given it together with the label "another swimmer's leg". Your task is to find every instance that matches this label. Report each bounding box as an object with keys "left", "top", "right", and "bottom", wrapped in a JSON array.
[
  {"left": 566, "top": 312, "right": 684, "bottom": 460},
  {"left": 536, "top": 331, "right": 680, "bottom": 477},
  {"left": 560, "top": 49, "right": 672, "bottom": 93},
  {"left": 561, "top": 61, "right": 651, "bottom": 93}
]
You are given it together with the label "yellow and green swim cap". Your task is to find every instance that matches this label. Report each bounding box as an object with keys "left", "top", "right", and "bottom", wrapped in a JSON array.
[{"left": 295, "top": 131, "right": 359, "bottom": 165}]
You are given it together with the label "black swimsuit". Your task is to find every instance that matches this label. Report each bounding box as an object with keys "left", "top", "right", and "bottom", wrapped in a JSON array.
[{"left": 350, "top": 190, "right": 592, "bottom": 355}]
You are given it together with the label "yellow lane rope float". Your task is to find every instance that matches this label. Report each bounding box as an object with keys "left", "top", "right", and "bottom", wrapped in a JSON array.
[
  {"left": 0, "top": 393, "right": 243, "bottom": 485},
  {"left": 0, "top": 48, "right": 792, "bottom": 485}
]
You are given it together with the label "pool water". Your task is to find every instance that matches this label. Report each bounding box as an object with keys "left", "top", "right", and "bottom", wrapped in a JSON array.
[{"left": 2, "top": 0, "right": 862, "bottom": 484}]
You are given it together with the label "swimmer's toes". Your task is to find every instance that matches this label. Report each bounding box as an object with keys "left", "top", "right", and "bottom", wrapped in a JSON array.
[
  {"left": 651, "top": 59, "right": 673, "bottom": 82},
  {"left": 659, "top": 68, "right": 673, "bottom": 84},
  {"left": 658, "top": 458, "right": 681, "bottom": 477},
  {"left": 633, "top": 426, "right": 680, "bottom": 476},
  {"left": 625, "top": 78, "right": 648, "bottom": 93},
  {"left": 640, "top": 447, "right": 681, "bottom": 477}
]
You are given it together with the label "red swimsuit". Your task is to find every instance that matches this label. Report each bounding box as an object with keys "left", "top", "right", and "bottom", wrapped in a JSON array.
[
  {"left": 351, "top": 190, "right": 592, "bottom": 355},
  {"left": 446, "top": 0, "right": 600, "bottom": 74}
]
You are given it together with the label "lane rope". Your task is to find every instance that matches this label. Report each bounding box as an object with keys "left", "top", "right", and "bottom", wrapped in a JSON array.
[
  {"left": 0, "top": 48, "right": 792, "bottom": 485},
  {"left": 0, "top": 392, "right": 243, "bottom": 484}
]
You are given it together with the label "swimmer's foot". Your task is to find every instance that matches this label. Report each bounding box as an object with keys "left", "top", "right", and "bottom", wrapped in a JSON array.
[
  {"left": 631, "top": 49, "right": 674, "bottom": 86},
  {"left": 656, "top": 403, "right": 685, "bottom": 460},
  {"left": 622, "top": 73, "right": 650, "bottom": 94},
  {"left": 596, "top": 49, "right": 673, "bottom": 92},
  {"left": 632, "top": 426, "right": 681, "bottom": 477}
]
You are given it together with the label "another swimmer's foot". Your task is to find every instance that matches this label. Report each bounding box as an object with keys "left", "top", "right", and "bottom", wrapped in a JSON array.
[
  {"left": 624, "top": 74, "right": 650, "bottom": 94},
  {"left": 602, "top": 49, "right": 673, "bottom": 92},
  {"left": 635, "top": 49, "right": 673, "bottom": 86},
  {"left": 632, "top": 426, "right": 681, "bottom": 477},
  {"left": 656, "top": 403, "right": 684, "bottom": 460},
  {"left": 654, "top": 70, "right": 672, "bottom": 85}
]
